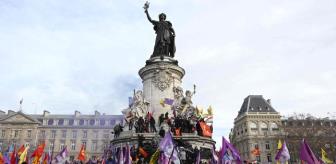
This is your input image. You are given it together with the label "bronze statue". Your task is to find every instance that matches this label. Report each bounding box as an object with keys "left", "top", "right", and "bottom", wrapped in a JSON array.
[{"left": 144, "top": 1, "right": 176, "bottom": 58}]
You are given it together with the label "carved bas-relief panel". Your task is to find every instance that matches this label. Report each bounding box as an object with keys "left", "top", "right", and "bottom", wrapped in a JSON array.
[{"left": 152, "top": 69, "right": 173, "bottom": 91}]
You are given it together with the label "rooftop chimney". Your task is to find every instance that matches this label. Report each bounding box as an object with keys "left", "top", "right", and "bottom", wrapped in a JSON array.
[
  {"left": 94, "top": 110, "right": 100, "bottom": 116},
  {"left": 43, "top": 110, "right": 50, "bottom": 117},
  {"left": 75, "top": 110, "right": 81, "bottom": 117}
]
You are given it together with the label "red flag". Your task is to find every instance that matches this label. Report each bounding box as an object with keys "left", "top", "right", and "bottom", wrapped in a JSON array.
[
  {"left": 0, "top": 152, "right": 4, "bottom": 164},
  {"left": 175, "top": 128, "right": 181, "bottom": 136},
  {"left": 251, "top": 147, "right": 260, "bottom": 156},
  {"left": 77, "top": 144, "right": 86, "bottom": 161},
  {"left": 138, "top": 147, "right": 148, "bottom": 158},
  {"left": 199, "top": 121, "right": 212, "bottom": 137},
  {"left": 31, "top": 143, "right": 45, "bottom": 164},
  {"left": 17, "top": 145, "right": 25, "bottom": 156},
  {"left": 42, "top": 152, "right": 49, "bottom": 164},
  {"left": 10, "top": 146, "right": 16, "bottom": 164}
]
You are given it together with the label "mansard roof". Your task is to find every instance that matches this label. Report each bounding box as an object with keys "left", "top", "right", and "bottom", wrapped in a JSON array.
[{"left": 238, "top": 95, "right": 277, "bottom": 116}]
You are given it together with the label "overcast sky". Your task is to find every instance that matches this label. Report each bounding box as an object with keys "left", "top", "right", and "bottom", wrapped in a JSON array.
[{"left": 1, "top": 0, "right": 336, "bottom": 144}]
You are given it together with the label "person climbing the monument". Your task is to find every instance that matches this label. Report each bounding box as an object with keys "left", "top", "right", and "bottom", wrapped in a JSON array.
[{"left": 144, "top": 1, "right": 176, "bottom": 58}]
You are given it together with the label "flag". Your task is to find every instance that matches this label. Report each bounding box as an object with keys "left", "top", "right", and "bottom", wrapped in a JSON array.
[
  {"left": 118, "top": 146, "right": 124, "bottom": 164},
  {"left": 160, "top": 98, "right": 174, "bottom": 107},
  {"left": 211, "top": 145, "right": 218, "bottom": 164},
  {"left": 0, "top": 152, "right": 5, "bottom": 164},
  {"left": 251, "top": 147, "right": 260, "bottom": 156},
  {"left": 321, "top": 148, "right": 333, "bottom": 164},
  {"left": 78, "top": 144, "right": 86, "bottom": 161},
  {"left": 299, "top": 139, "right": 320, "bottom": 164},
  {"left": 55, "top": 146, "right": 68, "bottom": 163},
  {"left": 42, "top": 152, "right": 50, "bottom": 164},
  {"left": 196, "top": 150, "right": 200, "bottom": 164},
  {"left": 138, "top": 147, "right": 148, "bottom": 158},
  {"left": 199, "top": 121, "right": 212, "bottom": 137},
  {"left": 159, "top": 132, "right": 180, "bottom": 164},
  {"left": 149, "top": 149, "right": 160, "bottom": 164},
  {"left": 125, "top": 145, "right": 131, "bottom": 164},
  {"left": 31, "top": 142, "right": 46, "bottom": 164},
  {"left": 17, "top": 145, "right": 25, "bottom": 156},
  {"left": 19, "top": 146, "right": 29, "bottom": 164},
  {"left": 275, "top": 141, "right": 290, "bottom": 163},
  {"left": 277, "top": 140, "right": 282, "bottom": 150},
  {"left": 220, "top": 137, "right": 241, "bottom": 164},
  {"left": 10, "top": 146, "right": 16, "bottom": 164}
]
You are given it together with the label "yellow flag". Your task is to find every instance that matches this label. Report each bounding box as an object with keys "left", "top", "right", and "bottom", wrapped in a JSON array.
[
  {"left": 19, "top": 146, "right": 29, "bottom": 164},
  {"left": 149, "top": 149, "right": 160, "bottom": 164},
  {"left": 277, "top": 139, "right": 282, "bottom": 150},
  {"left": 321, "top": 148, "right": 333, "bottom": 164}
]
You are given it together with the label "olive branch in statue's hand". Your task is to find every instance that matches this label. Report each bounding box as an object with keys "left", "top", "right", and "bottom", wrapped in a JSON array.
[{"left": 143, "top": 1, "right": 150, "bottom": 11}]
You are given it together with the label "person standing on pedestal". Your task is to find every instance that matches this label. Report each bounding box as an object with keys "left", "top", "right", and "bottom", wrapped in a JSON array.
[{"left": 144, "top": 1, "right": 176, "bottom": 58}]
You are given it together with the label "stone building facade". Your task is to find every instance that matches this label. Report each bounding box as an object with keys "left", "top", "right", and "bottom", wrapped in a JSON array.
[
  {"left": 0, "top": 110, "right": 123, "bottom": 161},
  {"left": 231, "top": 95, "right": 336, "bottom": 163},
  {"left": 281, "top": 117, "right": 336, "bottom": 163},
  {"left": 230, "top": 95, "right": 282, "bottom": 163}
]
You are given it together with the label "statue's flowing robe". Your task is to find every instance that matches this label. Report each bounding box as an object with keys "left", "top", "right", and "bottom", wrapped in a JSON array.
[{"left": 151, "top": 20, "right": 175, "bottom": 57}]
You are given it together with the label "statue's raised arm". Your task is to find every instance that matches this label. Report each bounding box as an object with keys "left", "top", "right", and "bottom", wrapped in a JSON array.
[
  {"left": 143, "top": 1, "right": 176, "bottom": 58},
  {"left": 143, "top": 1, "right": 154, "bottom": 24}
]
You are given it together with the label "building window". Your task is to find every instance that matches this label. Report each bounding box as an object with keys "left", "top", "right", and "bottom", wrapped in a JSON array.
[
  {"left": 70, "top": 156, "right": 75, "bottom": 161},
  {"left": 266, "top": 142, "right": 270, "bottom": 150},
  {"left": 71, "top": 140, "right": 76, "bottom": 150},
  {"left": 79, "top": 119, "right": 85, "bottom": 126},
  {"left": 41, "top": 130, "right": 46, "bottom": 138},
  {"left": 60, "top": 140, "right": 65, "bottom": 150},
  {"left": 91, "top": 141, "right": 97, "bottom": 151},
  {"left": 51, "top": 130, "right": 56, "bottom": 138},
  {"left": 68, "top": 119, "right": 74, "bottom": 126},
  {"left": 0, "top": 141, "right": 2, "bottom": 150},
  {"left": 82, "top": 141, "right": 87, "bottom": 149},
  {"left": 1, "top": 130, "right": 5, "bottom": 138},
  {"left": 256, "top": 155, "right": 261, "bottom": 162},
  {"left": 267, "top": 153, "right": 272, "bottom": 162},
  {"left": 89, "top": 119, "right": 95, "bottom": 126},
  {"left": 110, "top": 120, "right": 116, "bottom": 126},
  {"left": 103, "top": 142, "right": 108, "bottom": 150},
  {"left": 100, "top": 119, "right": 105, "bottom": 126},
  {"left": 83, "top": 131, "right": 87, "bottom": 138},
  {"left": 93, "top": 131, "right": 98, "bottom": 138},
  {"left": 58, "top": 119, "right": 64, "bottom": 126},
  {"left": 104, "top": 133, "right": 109, "bottom": 139},
  {"left": 62, "top": 130, "right": 67, "bottom": 138},
  {"left": 27, "top": 130, "right": 32, "bottom": 138},
  {"left": 49, "top": 141, "right": 54, "bottom": 151},
  {"left": 48, "top": 119, "right": 54, "bottom": 125},
  {"left": 72, "top": 131, "right": 77, "bottom": 139},
  {"left": 14, "top": 130, "right": 19, "bottom": 138}
]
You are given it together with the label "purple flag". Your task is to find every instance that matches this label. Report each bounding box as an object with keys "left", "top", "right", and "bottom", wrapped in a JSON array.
[
  {"left": 299, "top": 139, "right": 320, "bottom": 164},
  {"left": 220, "top": 137, "right": 241, "bottom": 164},
  {"left": 159, "top": 132, "right": 180, "bottom": 164},
  {"left": 124, "top": 145, "right": 131, "bottom": 164},
  {"left": 118, "top": 146, "right": 124, "bottom": 164},
  {"left": 55, "top": 146, "right": 68, "bottom": 163},
  {"left": 196, "top": 151, "right": 200, "bottom": 164},
  {"left": 275, "top": 141, "right": 290, "bottom": 163},
  {"left": 164, "top": 98, "right": 174, "bottom": 105}
]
